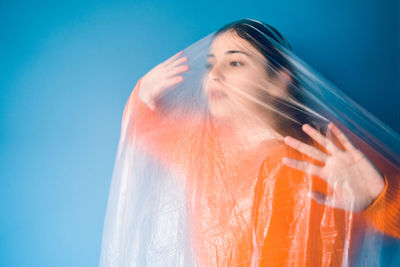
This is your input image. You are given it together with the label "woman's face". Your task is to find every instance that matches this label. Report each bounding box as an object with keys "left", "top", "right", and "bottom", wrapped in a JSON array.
[{"left": 203, "top": 30, "right": 287, "bottom": 121}]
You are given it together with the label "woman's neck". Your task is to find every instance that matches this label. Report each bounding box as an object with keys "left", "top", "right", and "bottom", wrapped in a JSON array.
[{"left": 212, "top": 112, "right": 284, "bottom": 149}]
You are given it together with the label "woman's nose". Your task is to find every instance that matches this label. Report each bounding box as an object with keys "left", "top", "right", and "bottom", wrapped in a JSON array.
[{"left": 209, "top": 65, "right": 223, "bottom": 81}]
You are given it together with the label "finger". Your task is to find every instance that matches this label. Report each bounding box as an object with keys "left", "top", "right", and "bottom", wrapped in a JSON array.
[
  {"left": 164, "top": 51, "right": 184, "bottom": 65},
  {"left": 149, "top": 76, "right": 184, "bottom": 108},
  {"left": 169, "top": 56, "right": 188, "bottom": 67},
  {"left": 167, "top": 64, "right": 190, "bottom": 77},
  {"left": 153, "top": 76, "right": 184, "bottom": 100},
  {"left": 310, "top": 191, "right": 326, "bottom": 204},
  {"left": 282, "top": 157, "right": 323, "bottom": 177},
  {"left": 302, "top": 124, "right": 339, "bottom": 154},
  {"left": 310, "top": 191, "right": 336, "bottom": 207},
  {"left": 161, "top": 76, "right": 184, "bottom": 91},
  {"left": 328, "top": 123, "right": 355, "bottom": 151},
  {"left": 284, "top": 136, "right": 328, "bottom": 163}
]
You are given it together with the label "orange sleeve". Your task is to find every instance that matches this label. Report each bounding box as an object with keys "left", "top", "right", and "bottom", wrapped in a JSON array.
[
  {"left": 325, "top": 120, "right": 400, "bottom": 239},
  {"left": 363, "top": 173, "right": 400, "bottom": 238},
  {"left": 121, "top": 77, "right": 151, "bottom": 136},
  {"left": 252, "top": 142, "right": 348, "bottom": 266},
  {"left": 122, "top": 78, "right": 141, "bottom": 122},
  {"left": 122, "top": 77, "right": 177, "bottom": 145}
]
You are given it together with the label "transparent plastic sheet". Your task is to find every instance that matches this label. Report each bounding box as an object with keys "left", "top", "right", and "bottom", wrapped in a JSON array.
[{"left": 99, "top": 19, "right": 400, "bottom": 266}]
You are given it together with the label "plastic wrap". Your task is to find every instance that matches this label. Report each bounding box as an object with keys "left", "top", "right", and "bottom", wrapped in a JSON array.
[{"left": 99, "top": 19, "right": 400, "bottom": 266}]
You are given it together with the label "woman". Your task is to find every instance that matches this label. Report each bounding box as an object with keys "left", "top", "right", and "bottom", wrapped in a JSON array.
[{"left": 100, "top": 19, "right": 400, "bottom": 266}]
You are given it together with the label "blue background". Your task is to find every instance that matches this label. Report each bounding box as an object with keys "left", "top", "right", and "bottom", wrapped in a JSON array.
[{"left": 0, "top": 0, "right": 399, "bottom": 266}]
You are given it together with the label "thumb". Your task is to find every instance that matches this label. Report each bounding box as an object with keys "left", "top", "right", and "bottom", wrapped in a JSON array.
[{"left": 310, "top": 191, "right": 336, "bottom": 207}]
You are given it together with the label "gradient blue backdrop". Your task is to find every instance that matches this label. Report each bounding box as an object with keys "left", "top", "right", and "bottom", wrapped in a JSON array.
[{"left": 1, "top": 0, "right": 399, "bottom": 266}]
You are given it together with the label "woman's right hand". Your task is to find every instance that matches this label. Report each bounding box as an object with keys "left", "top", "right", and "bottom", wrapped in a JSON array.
[{"left": 139, "top": 51, "right": 189, "bottom": 110}]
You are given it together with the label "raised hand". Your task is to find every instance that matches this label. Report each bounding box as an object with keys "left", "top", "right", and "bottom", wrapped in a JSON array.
[
  {"left": 139, "top": 51, "right": 189, "bottom": 110},
  {"left": 282, "top": 122, "right": 385, "bottom": 211}
]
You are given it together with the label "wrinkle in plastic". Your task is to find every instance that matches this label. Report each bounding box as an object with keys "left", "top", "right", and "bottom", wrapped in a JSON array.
[{"left": 99, "top": 20, "right": 400, "bottom": 266}]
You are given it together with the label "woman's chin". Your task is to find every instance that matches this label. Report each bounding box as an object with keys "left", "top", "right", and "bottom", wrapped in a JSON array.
[{"left": 208, "top": 104, "right": 235, "bottom": 122}]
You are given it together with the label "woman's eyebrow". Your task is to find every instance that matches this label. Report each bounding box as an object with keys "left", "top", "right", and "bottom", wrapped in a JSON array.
[
  {"left": 207, "top": 50, "right": 250, "bottom": 58},
  {"left": 225, "top": 50, "right": 250, "bottom": 56}
]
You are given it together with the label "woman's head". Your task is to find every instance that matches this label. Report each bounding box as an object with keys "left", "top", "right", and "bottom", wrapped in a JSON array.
[
  {"left": 204, "top": 29, "right": 285, "bottom": 119},
  {"left": 214, "top": 19, "right": 293, "bottom": 76},
  {"left": 204, "top": 20, "right": 294, "bottom": 121},
  {"left": 203, "top": 19, "right": 317, "bottom": 142}
]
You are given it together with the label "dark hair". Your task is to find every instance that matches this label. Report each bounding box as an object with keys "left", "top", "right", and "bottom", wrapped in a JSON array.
[
  {"left": 214, "top": 19, "right": 293, "bottom": 77},
  {"left": 214, "top": 19, "right": 323, "bottom": 142}
]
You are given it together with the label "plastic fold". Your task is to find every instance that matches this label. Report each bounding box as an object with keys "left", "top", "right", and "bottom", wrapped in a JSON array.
[{"left": 99, "top": 19, "right": 400, "bottom": 266}]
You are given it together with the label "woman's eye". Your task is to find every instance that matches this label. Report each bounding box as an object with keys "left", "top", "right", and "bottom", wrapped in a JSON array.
[
  {"left": 230, "top": 61, "right": 243, "bottom": 67},
  {"left": 205, "top": 63, "right": 213, "bottom": 69}
]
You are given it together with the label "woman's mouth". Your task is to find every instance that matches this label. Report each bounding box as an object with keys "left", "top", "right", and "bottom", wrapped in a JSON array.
[{"left": 209, "top": 90, "right": 228, "bottom": 100}]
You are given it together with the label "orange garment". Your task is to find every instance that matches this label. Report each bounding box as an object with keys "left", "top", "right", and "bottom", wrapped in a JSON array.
[{"left": 122, "top": 79, "right": 400, "bottom": 266}]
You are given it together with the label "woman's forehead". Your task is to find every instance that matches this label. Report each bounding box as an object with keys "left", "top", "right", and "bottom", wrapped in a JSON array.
[{"left": 209, "top": 31, "right": 265, "bottom": 60}]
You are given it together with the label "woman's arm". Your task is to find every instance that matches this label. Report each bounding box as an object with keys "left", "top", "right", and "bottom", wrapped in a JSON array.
[
  {"left": 122, "top": 51, "right": 189, "bottom": 137},
  {"left": 281, "top": 122, "right": 400, "bottom": 238},
  {"left": 121, "top": 67, "right": 204, "bottom": 172},
  {"left": 282, "top": 123, "right": 385, "bottom": 211},
  {"left": 122, "top": 78, "right": 189, "bottom": 164}
]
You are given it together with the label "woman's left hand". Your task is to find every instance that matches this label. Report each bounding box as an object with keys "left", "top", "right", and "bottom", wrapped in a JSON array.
[{"left": 282, "top": 122, "right": 385, "bottom": 211}]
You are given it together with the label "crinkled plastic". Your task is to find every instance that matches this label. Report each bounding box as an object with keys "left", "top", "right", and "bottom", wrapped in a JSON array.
[{"left": 99, "top": 19, "right": 400, "bottom": 266}]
